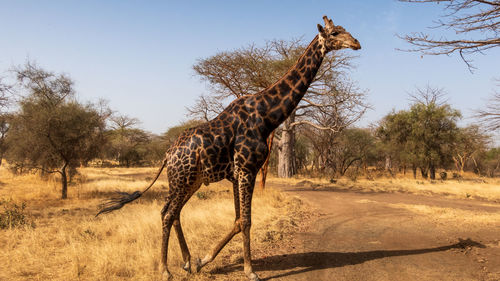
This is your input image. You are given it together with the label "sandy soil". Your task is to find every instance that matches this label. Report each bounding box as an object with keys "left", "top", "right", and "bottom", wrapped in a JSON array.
[{"left": 212, "top": 184, "right": 500, "bottom": 281}]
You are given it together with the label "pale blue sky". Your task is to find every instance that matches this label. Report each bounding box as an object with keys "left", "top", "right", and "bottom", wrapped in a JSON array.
[{"left": 1, "top": 1, "right": 498, "bottom": 135}]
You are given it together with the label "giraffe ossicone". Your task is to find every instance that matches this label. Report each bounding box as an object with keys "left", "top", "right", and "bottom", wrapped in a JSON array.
[{"left": 97, "top": 15, "right": 361, "bottom": 281}]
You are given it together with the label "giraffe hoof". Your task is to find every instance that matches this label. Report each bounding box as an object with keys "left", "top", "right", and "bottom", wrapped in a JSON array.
[
  {"left": 182, "top": 260, "right": 192, "bottom": 273},
  {"left": 195, "top": 257, "right": 202, "bottom": 273},
  {"left": 248, "top": 272, "right": 261, "bottom": 281},
  {"left": 161, "top": 270, "right": 173, "bottom": 281}
]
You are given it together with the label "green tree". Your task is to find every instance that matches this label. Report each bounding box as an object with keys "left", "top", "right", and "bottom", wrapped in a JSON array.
[
  {"left": 163, "top": 119, "right": 203, "bottom": 148},
  {"left": 377, "top": 109, "right": 420, "bottom": 176},
  {"left": 0, "top": 78, "right": 12, "bottom": 166},
  {"left": 103, "top": 115, "right": 155, "bottom": 167},
  {"left": 483, "top": 147, "right": 500, "bottom": 177},
  {"left": 328, "top": 128, "right": 377, "bottom": 176},
  {"left": 377, "top": 87, "right": 461, "bottom": 179},
  {"left": 5, "top": 62, "right": 107, "bottom": 199},
  {"left": 142, "top": 134, "right": 167, "bottom": 165}
]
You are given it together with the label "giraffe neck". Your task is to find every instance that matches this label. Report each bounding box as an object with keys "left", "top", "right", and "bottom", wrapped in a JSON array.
[{"left": 258, "top": 35, "right": 324, "bottom": 130}]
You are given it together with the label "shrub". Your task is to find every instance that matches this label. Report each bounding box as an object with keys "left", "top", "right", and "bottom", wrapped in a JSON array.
[{"left": 0, "top": 199, "right": 35, "bottom": 229}]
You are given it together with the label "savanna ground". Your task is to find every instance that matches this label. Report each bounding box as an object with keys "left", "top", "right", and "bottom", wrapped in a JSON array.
[{"left": 1, "top": 166, "right": 499, "bottom": 281}]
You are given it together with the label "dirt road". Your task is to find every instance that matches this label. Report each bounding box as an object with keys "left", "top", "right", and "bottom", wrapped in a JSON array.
[{"left": 216, "top": 185, "right": 500, "bottom": 281}]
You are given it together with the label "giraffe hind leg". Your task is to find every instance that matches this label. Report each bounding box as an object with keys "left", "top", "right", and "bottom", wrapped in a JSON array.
[
  {"left": 173, "top": 217, "right": 192, "bottom": 273},
  {"left": 161, "top": 209, "right": 174, "bottom": 280},
  {"left": 161, "top": 193, "right": 186, "bottom": 280},
  {"left": 171, "top": 183, "right": 200, "bottom": 274}
]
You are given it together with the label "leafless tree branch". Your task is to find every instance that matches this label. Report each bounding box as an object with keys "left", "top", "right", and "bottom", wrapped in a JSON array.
[
  {"left": 476, "top": 89, "right": 500, "bottom": 131},
  {"left": 399, "top": 0, "right": 500, "bottom": 70}
]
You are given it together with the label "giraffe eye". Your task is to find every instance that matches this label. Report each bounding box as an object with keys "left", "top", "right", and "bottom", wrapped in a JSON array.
[{"left": 331, "top": 32, "right": 339, "bottom": 36}]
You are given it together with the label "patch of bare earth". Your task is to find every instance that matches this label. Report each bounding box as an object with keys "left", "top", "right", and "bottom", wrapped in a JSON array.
[{"left": 219, "top": 181, "right": 499, "bottom": 281}]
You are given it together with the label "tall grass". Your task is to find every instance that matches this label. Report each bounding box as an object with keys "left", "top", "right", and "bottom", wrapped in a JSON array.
[{"left": 0, "top": 166, "right": 303, "bottom": 281}]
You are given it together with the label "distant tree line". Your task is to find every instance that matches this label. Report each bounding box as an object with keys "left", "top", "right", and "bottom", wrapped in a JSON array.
[
  {"left": 0, "top": 62, "right": 235, "bottom": 199},
  {"left": 0, "top": 62, "right": 170, "bottom": 198},
  {"left": 272, "top": 86, "right": 499, "bottom": 180}
]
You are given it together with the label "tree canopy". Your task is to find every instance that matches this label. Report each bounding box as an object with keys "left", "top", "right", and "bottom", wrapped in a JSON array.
[
  {"left": 377, "top": 87, "right": 461, "bottom": 179},
  {"left": 5, "top": 62, "right": 108, "bottom": 198}
]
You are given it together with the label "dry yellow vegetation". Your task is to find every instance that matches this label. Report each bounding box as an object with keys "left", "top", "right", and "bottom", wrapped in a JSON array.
[
  {"left": 0, "top": 166, "right": 304, "bottom": 281},
  {"left": 268, "top": 172, "right": 500, "bottom": 202},
  {"left": 1, "top": 165, "right": 499, "bottom": 280}
]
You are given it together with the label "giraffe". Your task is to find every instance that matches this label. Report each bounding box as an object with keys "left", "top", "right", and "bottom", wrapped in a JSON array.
[{"left": 96, "top": 15, "right": 360, "bottom": 281}]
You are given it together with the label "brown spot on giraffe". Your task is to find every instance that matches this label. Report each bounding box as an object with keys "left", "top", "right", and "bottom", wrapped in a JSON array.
[{"left": 96, "top": 15, "right": 361, "bottom": 281}]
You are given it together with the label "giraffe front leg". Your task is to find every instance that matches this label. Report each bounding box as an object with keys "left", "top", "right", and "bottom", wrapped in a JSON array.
[{"left": 238, "top": 175, "right": 260, "bottom": 281}]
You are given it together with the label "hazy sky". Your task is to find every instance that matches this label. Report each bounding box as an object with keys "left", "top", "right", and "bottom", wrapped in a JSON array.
[{"left": 1, "top": 0, "right": 499, "bottom": 135}]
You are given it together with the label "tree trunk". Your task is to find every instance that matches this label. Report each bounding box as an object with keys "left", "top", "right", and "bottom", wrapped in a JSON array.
[
  {"left": 259, "top": 131, "right": 275, "bottom": 190},
  {"left": 412, "top": 165, "right": 417, "bottom": 179},
  {"left": 385, "top": 155, "right": 392, "bottom": 171},
  {"left": 277, "top": 113, "right": 296, "bottom": 178},
  {"left": 472, "top": 157, "right": 481, "bottom": 176},
  {"left": 429, "top": 164, "right": 436, "bottom": 180},
  {"left": 420, "top": 167, "right": 428, "bottom": 179},
  {"left": 40, "top": 164, "right": 47, "bottom": 178},
  {"left": 61, "top": 162, "right": 68, "bottom": 199}
]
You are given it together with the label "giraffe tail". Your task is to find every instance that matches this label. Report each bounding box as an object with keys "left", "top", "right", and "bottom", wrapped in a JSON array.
[{"left": 95, "top": 157, "right": 168, "bottom": 217}]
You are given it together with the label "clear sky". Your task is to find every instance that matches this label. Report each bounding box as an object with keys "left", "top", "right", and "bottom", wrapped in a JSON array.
[{"left": 1, "top": 0, "right": 499, "bottom": 135}]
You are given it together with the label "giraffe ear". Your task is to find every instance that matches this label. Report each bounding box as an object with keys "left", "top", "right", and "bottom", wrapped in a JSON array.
[{"left": 317, "top": 24, "right": 325, "bottom": 34}]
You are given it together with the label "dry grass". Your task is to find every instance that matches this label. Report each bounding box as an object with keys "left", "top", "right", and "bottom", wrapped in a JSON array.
[
  {"left": 387, "top": 203, "right": 500, "bottom": 227},
  {"left": 2, "top": 165, "right": 499, "bottom": 280},
  {"left": 268, "top": 172, "right": 500, "bottom": 202},
  {"left": 0, "top": 166, "right": 304, "bottom": 281}
]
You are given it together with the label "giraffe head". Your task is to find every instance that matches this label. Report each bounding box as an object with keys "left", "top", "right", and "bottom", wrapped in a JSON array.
[{"left": 317, "top": 15, "right": 361, "bottom": 54}]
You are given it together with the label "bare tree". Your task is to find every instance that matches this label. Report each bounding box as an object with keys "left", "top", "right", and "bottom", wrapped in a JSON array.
[
  {"left": 298, "top": 80, "right": 368, "bottom": 174},
  {"left": 0, "top": 78, "right": 11, "bottom": 110},
  {"left": 476, "top": 89, "right": 500, "bottom": 131},
  {"left": 399, "top": 0, "right": 500, "bottom": 69},
  {"left": 189, "top": 39, "right": 305, "bottom": 119},
  {"left": 452, "top": 125, "right": 489, "bottom": 174},
  {"left": 0, "top": 114, "right": 9, "bottom": 166},
  {"left": 110, "top": 114, "right": 140, "bottom": 131},
  {"left": 104, "top": 114, "right": 152, "bottom": 167}
]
